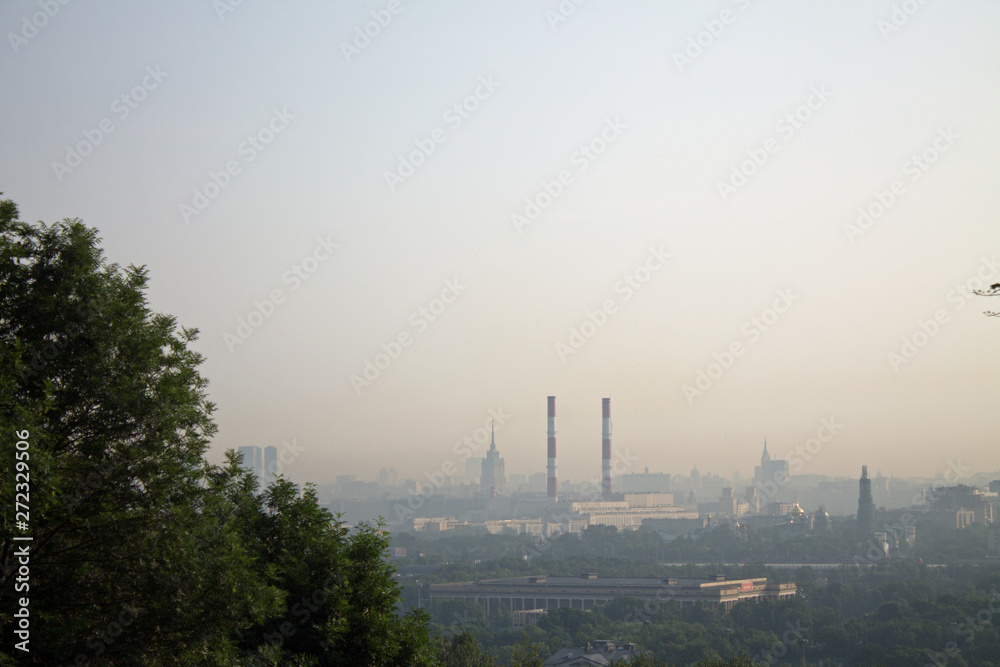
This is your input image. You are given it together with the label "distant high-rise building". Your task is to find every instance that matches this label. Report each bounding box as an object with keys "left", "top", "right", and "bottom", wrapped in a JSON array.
[
  {"left": 480, "top": 422, "right": 506, "bottom": 497},
  {"left": 547, "top": 396, "right": 557, "bottom": 501},
  {"left": 814, "top": 505, "right": 831, "bottom": 531},
  {"left": 377, "top": 467, "right": 398, "bottom": 489},
  {"left": 602, "top": 398, "right": 612, "bottom": 499},
  {"left": 857, "top": 465, "right": 876, "bottom": 542},
  {"left": 508, "top": 473, "right": 527, "bottom": 491},
  {"left": 744, "top": 486, "right": 761, "bottom": 514},
  {"left": 465, "top": 458, "right": 483, "bottom": 483},
  {"left": 754, "top": 439, "right": 789, "bottom": 491},
  {"left": 263, "top": 445, "right": 278, "bottom": 483},
  {"left": 237, "top": 446, "right": 262, "bottom": 489},
  {"left": 618, "top": 469, "right": 671, "bottom": 493},
  {"left": 528, "top": 472, "right": 547, "bottom": 494}
]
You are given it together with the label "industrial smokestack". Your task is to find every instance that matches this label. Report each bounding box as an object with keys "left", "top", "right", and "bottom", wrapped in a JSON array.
[
  {"left": 602, "top": 398, "right": 612, "bottom": 499},
  {"left": 547, "top": 396, "right": 557, "bottom": 501}
]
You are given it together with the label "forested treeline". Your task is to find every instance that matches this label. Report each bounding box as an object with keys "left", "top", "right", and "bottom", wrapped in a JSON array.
[{"left": 392, "top": 519, "right": 993, "bottom": 567}]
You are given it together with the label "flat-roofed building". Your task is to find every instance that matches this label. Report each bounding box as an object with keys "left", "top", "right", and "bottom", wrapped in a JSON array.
[
  {"left": 583, "top": 508, "right": 698, "bottom": 531},
  {"left": 624, "top": 493, "right": 674, "bottom": 507},
  {"left": 988, "top": 524, "right": 1000, "bottom": 557},
  {"left": 430, "top": 573, "right": 795, "bottom": 615}
]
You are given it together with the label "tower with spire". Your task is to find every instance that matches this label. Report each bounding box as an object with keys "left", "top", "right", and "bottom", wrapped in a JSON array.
[
  {"left": 857, "top": 465, "right": 875, "bottom": 542},
  {"left": 480, "top": 421, "right": 506, "bottom": 497},
  {"left": 753, "top": 437, "right": 789, "bottom": 494}
]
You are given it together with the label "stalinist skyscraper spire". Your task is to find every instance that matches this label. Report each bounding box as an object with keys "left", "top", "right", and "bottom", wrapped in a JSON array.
[{"left": 480, "top": 421, "right": 506, "bottom": 497}]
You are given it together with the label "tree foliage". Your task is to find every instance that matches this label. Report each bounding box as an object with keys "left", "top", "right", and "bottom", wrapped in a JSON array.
[{"left": 0, "top": 199, "right": 434, "bottom": 665}]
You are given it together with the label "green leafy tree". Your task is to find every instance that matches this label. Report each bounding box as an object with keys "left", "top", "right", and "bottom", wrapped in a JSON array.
[
  {"left": 439, "top": 631, "right": 497, "bottom": 667},
  {"left": 0, "top": 199, "right": 280, "bottom": 663},
  {"left": 0, "top": 199, "right": 439, "bottom": 665},
  {"left": 507, "top": 637, "right": 545, "bottom": 667}
]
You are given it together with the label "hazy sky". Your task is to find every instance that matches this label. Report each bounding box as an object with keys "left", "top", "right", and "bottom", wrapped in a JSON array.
[{"left": 3, "top": 0, "right": 999, "bottom": 485}]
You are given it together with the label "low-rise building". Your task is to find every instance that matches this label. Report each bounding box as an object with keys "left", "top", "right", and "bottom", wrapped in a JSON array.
[
  {"left": 988, "top": 524, "right": 1000, "bottom": 557},
  {"left": 512, "top": 608, "right": 545, "bottom": 631},
  {"left": 430, "top": 573, "right": 795, "bottom": 615},
  {"left": 544, "top": 639, "right": 645, "bottom": 666}
]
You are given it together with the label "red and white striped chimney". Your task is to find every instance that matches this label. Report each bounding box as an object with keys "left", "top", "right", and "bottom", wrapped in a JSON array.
[
  {"left": 602, "top": 397, "right": 612, "bottom": 499},
  {"left": 547, "top": 396, "right": 557, "bottom": 501}
]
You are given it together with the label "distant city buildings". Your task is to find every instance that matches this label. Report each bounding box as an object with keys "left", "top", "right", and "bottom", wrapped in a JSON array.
[
  {"left": 857, "top": 465, "right": 876, "bottom": 542},
  {"left": 921, "top": 484, "right": 995, "bottom": 527},
  {"left": 480, "top": 422, "right": 506, "bottom": 497},
  {"left": 617, "top": 468, "right": 671, "bottom": 493},
  {"left": 430, "top": 574, "right": 796, "bottom": 616},
  {"left": 989, "top": 524, "right": 1000, "bottom": 557},
  {"left": 544, "top": 640, "right": 646, "bottom": 666},
  {"left": 814, "top": 506, "right": 831, "bottom": 531},
  {"left": 236, "top": 445, "right": 279, "bottom": 490},
  {"left": 264, "top": 445, "right": 277, "bottom": 480},
  {"left": 377, "top": 467, "right": 398, "bottom": 490},
  {"left": 505, "top": 473, "right": 527, "bottom": 493},
  {"left": 304, "top": 404, "right": 999, "bottom": 539},
  {"left": 754, "top": 440, "right": 789, "bottom": 490},
  {"left": 237, "top": 445, "right": 262, "bottom": 488}
]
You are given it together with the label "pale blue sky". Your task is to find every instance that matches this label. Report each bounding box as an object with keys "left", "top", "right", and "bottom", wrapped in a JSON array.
[{"left": 3, "top": 0, "right": 999, "bottom": 484}]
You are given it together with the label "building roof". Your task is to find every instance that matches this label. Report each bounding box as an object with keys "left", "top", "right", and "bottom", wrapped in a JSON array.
[
  {"left": 429, "top": 574, "right": 790, "bottom": 601},
  {"left": 452, "top": 574, "right": 756, "bottom": 589},
  {"left": 544, "top": 640, "right": 642, "bottom": 666}
]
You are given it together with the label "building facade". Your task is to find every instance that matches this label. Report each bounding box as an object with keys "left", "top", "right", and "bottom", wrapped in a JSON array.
[
  {"left": 430, "top": 574, "right": 796, "bottom": 615},
  {"left": 237, "top": 445, "right": 262, "bottom": 488},
  {"left": 754, "top": 440, "right": 789, "bottom": 490},
  {"left": 480, "top": 423, "right": 506, "bottom": 497},
  {"left": 263, "top": 445, "right": 277, "bottom": 482},
  {"left": 857, "top": 465, "right": 876, "bottom": 542}
]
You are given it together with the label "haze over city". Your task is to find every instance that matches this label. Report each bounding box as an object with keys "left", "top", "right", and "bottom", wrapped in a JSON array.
[{"left": 3, "top": 0, "right": 999, "bottom": 485}]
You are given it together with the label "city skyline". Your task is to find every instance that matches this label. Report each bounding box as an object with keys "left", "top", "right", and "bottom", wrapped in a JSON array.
[{"left": 2, "top": 1, "right": 998, "bottom": 483}]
